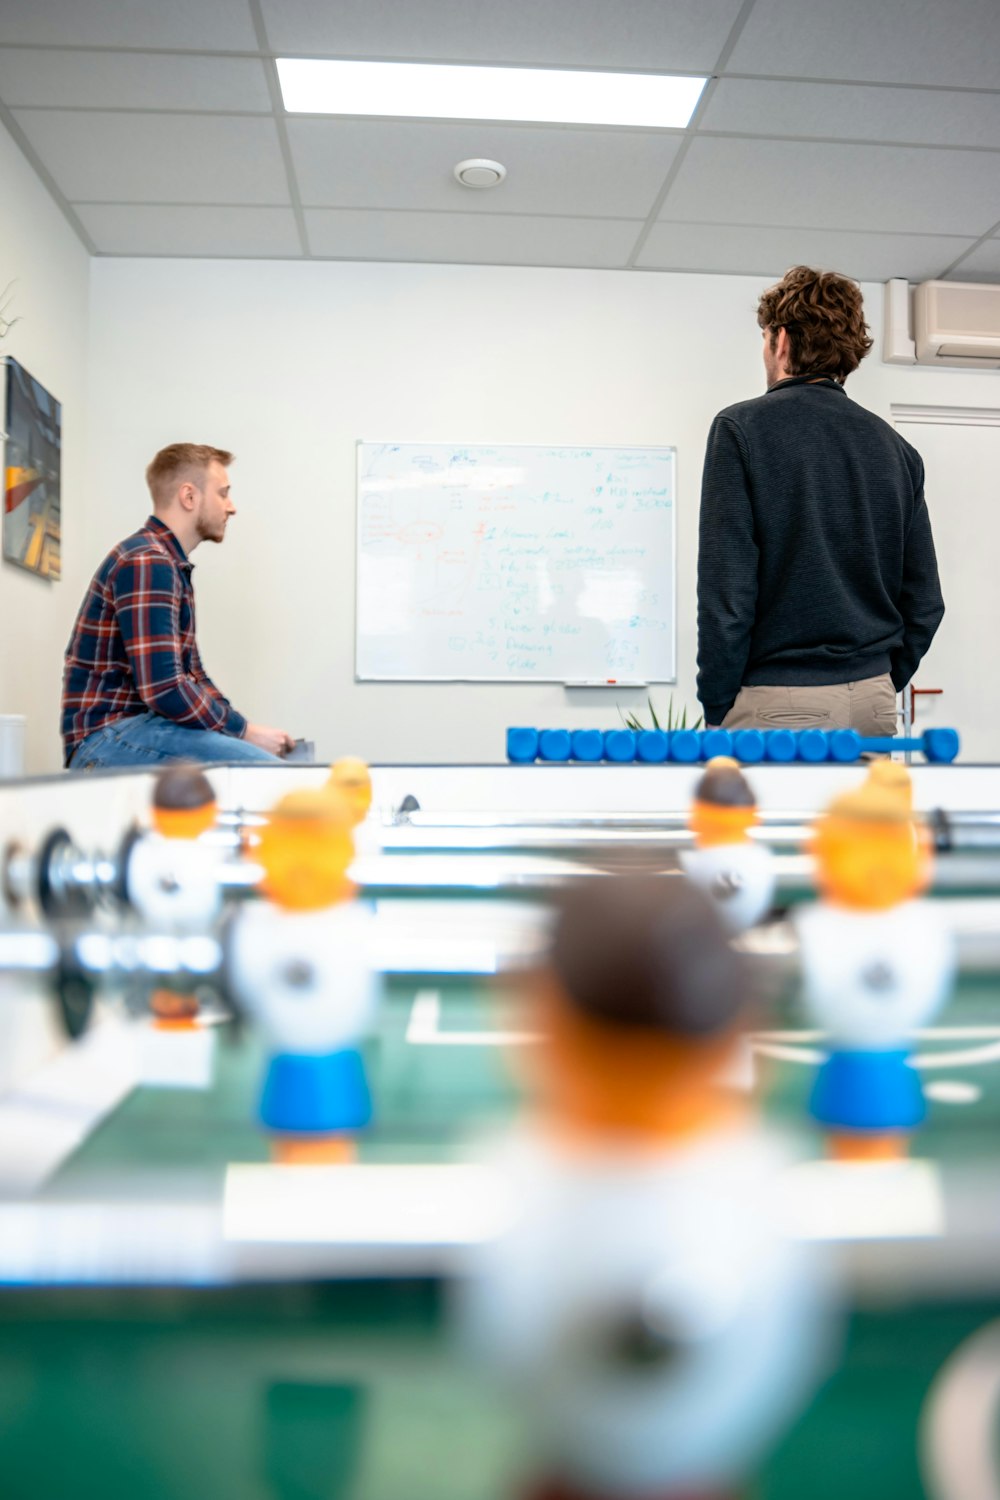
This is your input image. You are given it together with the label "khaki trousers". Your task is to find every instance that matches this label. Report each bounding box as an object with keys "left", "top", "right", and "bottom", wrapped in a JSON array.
[{"left": 722, "top": 674, "right": 898, "bottom": 737}]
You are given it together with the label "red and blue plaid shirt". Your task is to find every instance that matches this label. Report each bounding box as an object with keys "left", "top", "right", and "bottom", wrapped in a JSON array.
[{"left": 61, "top": 515, "right": 247, "bottom": 765}]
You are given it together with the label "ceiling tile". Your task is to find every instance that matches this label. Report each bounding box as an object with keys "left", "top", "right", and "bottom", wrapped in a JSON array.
[
  {"left": 659, "top": 137, "right": 1000, "bottom": 237},
  {"left": 636, "top": 222, "right": 977, "bottom": 282},
  {"left": 261, "top": 0, "right": 742, "bottom": 71},
  {"left": 74, "top": 205, "right": 302, "bottom": 257},
  {"left": 0, "top": 0, "right": 258, "bottom": 51},
  {"left": 288, "top": 118, "right": 679, "bottom": 218},
  {"left": 944, "top": 237, "right": 1000, "bottom": 284},
  {"left": 0, "top": 49, "right": 271, "bottom": 111},
  {"left": 11, "top": 111, "right": 289, "bottom": 204},
  {"left": 728, "top": 0, "right": 1000, "bottom": 88},
  {"left": 701, "top": 78, "right": 1000, "bottom": 150},
  {"left": 304, "top": 208, "right": 641, "bottom": 267}
]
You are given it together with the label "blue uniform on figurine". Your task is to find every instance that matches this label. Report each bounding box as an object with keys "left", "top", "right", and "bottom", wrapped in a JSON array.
[
  {"left": 230, "top": 786, "right": 378, "bottom": 1164},
  {"left": 795, "top": 762, "right": 955, "bottom": 1160}
]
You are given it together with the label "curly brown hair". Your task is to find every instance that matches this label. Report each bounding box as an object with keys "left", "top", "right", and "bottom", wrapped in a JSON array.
[{"left": 757, "top": 266, "right": 873, "bottom": 382}]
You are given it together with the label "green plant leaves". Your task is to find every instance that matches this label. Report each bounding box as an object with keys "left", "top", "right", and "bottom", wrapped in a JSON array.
[{"left": 614, "top": 693, "right": 703, "bottom": 734}]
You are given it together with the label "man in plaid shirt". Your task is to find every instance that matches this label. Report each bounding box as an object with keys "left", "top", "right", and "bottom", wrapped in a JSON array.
[{"left": 62, "top": 443, "right": 294, "bottom": 769}]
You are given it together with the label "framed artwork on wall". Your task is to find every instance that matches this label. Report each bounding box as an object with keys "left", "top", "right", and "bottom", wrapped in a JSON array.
[{"left": 2, "top": 357, "right": 61, "bottom": 581}]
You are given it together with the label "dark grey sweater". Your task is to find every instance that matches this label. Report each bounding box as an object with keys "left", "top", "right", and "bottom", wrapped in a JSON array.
[{"left": 696, "top": 375, "right": 945, "bottom": 727}]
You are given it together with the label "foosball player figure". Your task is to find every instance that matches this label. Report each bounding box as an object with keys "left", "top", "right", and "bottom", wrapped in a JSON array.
[
  {"left": 796, "top": 762, "right": 955, "bottom": 1161},
  {"left": 462, "top": 875, "right": 828, "bottom": 1500},
  {"left": 328, "top": 756, "right": 378, "bottom": 853},
  {"left": 228, "top": 787, "right": 378, "bottom": 1165},
  {"left": 126, "top": 765, "right": 222, "bottom": 1026},
  {"left": 681, "top": 757, "right": 776, "bottom": 933}
]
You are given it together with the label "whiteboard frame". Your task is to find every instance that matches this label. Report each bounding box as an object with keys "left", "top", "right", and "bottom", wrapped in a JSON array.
[{"left": 355, "top": 440, "right": 677, "bottom": 684}]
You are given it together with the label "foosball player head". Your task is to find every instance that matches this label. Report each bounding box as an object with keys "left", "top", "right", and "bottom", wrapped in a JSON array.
[
  {"left": 257, "top": 788, "right": 356, "bottom": 911},
  {"left": 151, "top": 765, "right": 218, "bottom": 840},
  {"left": 812, "top": 765, "right": 930, "bottom": 911},
  {"left": 689, "top": 757, "right": 758, "bottom": 848},
  {"left": 864, "top": 758, "right": 914, "bottom": 809},
  {"left": 533, "top": 875, "right": 754, "bottom": 1145},
  {"left": 328, "top": 758, "right": 373, "bottom": 828}
]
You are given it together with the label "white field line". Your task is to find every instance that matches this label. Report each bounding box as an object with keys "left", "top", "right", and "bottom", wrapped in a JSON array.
[
  {"left": 405, "top": 991, "right": 540, "bottom": 1047},
  {"left": 920, "top": 1318, "right": 1000, "bottom": 1500},
  {"left": 405, "top": 994, "right": 1000, "bottom": 1076}
]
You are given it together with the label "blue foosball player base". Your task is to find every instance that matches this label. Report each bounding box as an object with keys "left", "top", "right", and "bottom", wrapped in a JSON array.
[
  {"left": 810, "top": 1048, "right": 925, "bottom": 1132},
  {"left": 260, "top": 1048, "right": 372, "bottom": 1135}
]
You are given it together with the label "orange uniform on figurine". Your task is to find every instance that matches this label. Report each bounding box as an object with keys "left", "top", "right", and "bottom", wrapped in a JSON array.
[
  {"left": 228, "top": 786, "right": 378, "bottom": 1164},
  {"left": 795, "top": 762, "right": 955, "bottom": 1160},
  {"left": 462, "top": 876, "right": 828, "bottom": 1500}
]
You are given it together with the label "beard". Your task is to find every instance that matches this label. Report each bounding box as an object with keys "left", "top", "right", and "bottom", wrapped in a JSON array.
[{"left": 195, "top": 512, "right": 226, "bottom": 544}]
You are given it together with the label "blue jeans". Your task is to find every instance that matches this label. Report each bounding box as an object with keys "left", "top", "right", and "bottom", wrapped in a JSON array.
[{"left": 68, "top": 712, "right": 282, "bottom": 769}]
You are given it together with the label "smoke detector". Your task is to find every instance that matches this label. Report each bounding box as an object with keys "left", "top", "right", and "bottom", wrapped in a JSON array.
[{"left": 454, "top": 158, "right": 507, "bottom": 189}]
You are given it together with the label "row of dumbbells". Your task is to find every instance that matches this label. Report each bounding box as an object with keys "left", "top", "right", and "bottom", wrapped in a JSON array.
[{"left": 507, "top": 725, "right": 961, "bottom": 764}]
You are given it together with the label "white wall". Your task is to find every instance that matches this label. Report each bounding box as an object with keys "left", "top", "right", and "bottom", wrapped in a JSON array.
[
  {"left": 86, "top": 256, "right": 1000, "bottom": 765},
  {"left": 0, "top": 120, "right": 90, "bottom": 773}
]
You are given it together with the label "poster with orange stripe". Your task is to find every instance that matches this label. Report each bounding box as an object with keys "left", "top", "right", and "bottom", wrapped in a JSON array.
[{"left": 3, "top": 357, "right": 61, "bottom": 580}]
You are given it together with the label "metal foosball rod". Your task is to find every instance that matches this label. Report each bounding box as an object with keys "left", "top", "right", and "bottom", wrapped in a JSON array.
[
  {"left": 8, "top": 806, "right": 1000, "bottom": 924},
  {"left": 0, "top": 922, "right": 225, "bottom": 1039}
]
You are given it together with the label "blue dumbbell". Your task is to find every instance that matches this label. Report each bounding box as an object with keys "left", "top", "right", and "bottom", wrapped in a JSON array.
[
  {"left": 732, "top": 729, "right": 766, "bottom": 763},
  {"left": 507, "top": 727, "right": 539, "bottom": 763},
  {"left": 828, "top": 729, "right": 862, "bottom": 762},
  {"left": 636, "top": 729, "right": 669, "bottom": 763},
  {"left": 797, "top": 728, "right": 830, "bottom": 762},
  {"left": 827, "top": 727, "right": 960, "bottom": 764},
  {"left": 907, "top": 728, "right": 960, "bottom": 763},
  {"left": 604, "top": 729, "right": 637, "bottom": 763},
  {"left": 571, "top": 729, "right": 605, "bottom": 762},
  {"left": 539, "top": 728, "right": 572, "bottom": 762},
  {"left": 764, "top": 728, "right": 796, "bottom": 762},
  {"left": 700, "top": 728, "right": 733, "bottom": 760},
  {"left": 669, "top": 729, "right": 701, "bottom": 763}
]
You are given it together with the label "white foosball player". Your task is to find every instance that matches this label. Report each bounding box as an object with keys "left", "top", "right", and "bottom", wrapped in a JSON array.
[
  {"left": 228, "top": 788, "right": 378, "bottom": 1164},
  {"left": 124, "top": 767, "right": 226, "bottom": 1084},
  {"left": 328, "top": 757, "right": 381, "bottom": 857},
  {"left": 795, "top": 762, "right": 955, "bottom": 1160},
  {"left": 680, "top": 758, "right": 775, "bottom": 934}
]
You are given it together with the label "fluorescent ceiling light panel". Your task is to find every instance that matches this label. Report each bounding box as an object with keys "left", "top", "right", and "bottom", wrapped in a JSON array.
[{"left": 277, "top": 59, "right": 706, "bottom": 129}]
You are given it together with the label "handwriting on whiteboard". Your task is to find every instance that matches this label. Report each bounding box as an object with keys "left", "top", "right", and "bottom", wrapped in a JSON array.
[{"left": 356, "top": 442, "right": 676, "bottom": 682}]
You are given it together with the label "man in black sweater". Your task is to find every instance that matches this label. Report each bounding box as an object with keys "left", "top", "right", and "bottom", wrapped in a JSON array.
[{"left": 696, "top": 266, "right": 944, "bottom": 734}]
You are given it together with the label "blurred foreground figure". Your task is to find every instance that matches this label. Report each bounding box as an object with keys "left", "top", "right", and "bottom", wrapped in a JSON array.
[
  {"left": 797, "top": 762, "right": 955, "bottom": 1160},
  {"left": 463, "top": 876, "right": 829, "bottom": 1500}
]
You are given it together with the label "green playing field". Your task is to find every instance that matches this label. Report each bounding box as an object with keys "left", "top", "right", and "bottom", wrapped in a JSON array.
[
  {"left": 41, "top": 966, "right": 1000, "bottom": 1182},
  {"left": 0, "top": 962, "right": 990, "bottom": 1500}
]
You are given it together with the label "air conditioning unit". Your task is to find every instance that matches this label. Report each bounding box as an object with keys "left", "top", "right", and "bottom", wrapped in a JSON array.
[{"left": 913, "top": 280, "right": 1000, "bottom": 368}]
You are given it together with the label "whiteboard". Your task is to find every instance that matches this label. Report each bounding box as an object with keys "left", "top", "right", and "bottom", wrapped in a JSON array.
[{"left": 356, "top": 442, "right": 676, "bottom": 682}]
